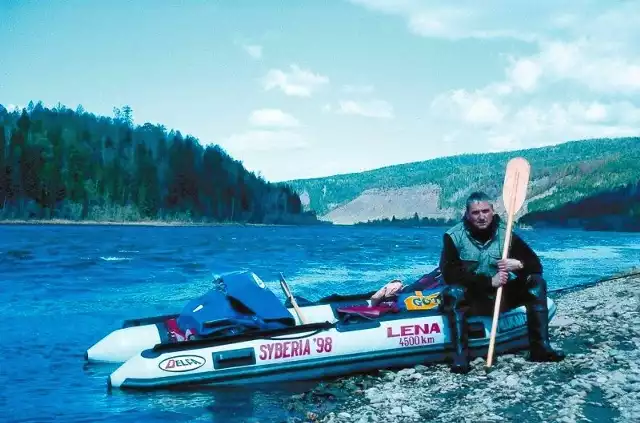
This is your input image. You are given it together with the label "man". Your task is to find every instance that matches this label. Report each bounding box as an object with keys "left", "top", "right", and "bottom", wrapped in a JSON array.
[{"left": 440, "top": 191, "right": 565, "bottom": 373}]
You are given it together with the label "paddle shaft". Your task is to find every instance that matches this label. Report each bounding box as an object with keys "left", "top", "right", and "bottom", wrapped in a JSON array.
[
  {"left": 486, "top": 171, "right": 520, "bottom": 368},
  {"left": 279, "top": 273, "right": 307, "bottom": 325}
]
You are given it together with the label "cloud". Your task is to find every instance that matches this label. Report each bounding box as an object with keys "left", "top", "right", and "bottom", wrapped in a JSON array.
[
  {"left": 517, "top": 40, "right": 640, "bottom": 94},
  {"left": 394, "top": 0, "right": 640, "bottom": 154},
  {"left": 437, "top": 100, "right": 640, "bottom": 154},
  {"left": 348, "top": 0, "right": 546, "bottom": 42},
  {"left": 249, "top": 108, "right": 300, "bottom": 128},
  {"left": 242, "top": 44, "right": 263, "bottom": 60},
  {"left": 342, "top": 84, "right": 375, "bottom": 94},
  {"left": 326, "top": 99, "right": 394, "bottom": 119},
  {"left": 222, "top": 130, "right": 308, "bottom": 153},
  {"left": 431, "top": 90, "right": 505, "bottom": 125},
  {"left": 353, "top": 0, "right": 640, "bottom": 96},
  {"left": 262, "top": 64, "right": 329, "bottom": 97}
]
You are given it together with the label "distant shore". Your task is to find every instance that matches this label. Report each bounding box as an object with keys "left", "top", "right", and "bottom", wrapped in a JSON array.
[{"left": 0, "top": 218, "right": 294, "bottom": 227}]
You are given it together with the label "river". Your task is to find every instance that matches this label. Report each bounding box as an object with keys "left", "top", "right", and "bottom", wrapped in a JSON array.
[{"left": 1, "top": 224, "right": 639, "bottom": 422}]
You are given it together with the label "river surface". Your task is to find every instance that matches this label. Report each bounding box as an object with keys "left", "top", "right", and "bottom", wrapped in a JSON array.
[{"left": 1, "top": 224, "right": 639, "bottom": 422}]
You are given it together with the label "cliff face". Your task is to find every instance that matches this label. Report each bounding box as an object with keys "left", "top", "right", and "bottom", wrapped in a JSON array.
[
  {"left": 286, "top": 137, "right": 640, "bottom": 227},
  {"left": 320, "top": 184, "right": 457, "bottom": 225}
]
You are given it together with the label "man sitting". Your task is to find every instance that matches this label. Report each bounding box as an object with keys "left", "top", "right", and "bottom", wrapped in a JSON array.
[
  {"left": 371, "top": 191, "right": 565, "bottom": 373},
  {"left": 440, "top": 191, "right": 565, "bottom": 373}
]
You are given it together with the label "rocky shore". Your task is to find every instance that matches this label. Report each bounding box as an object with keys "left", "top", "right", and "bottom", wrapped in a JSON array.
[{"left": 284, "top": 270, "right": 640, "bottom": 423}]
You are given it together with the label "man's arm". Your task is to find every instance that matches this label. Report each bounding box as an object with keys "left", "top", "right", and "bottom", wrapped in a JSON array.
[
  {"left": 440, "top": 233, "right": 494, "bottom": 291},
  {"left": 509, "top": 233, "right": 543, "bottom": 276}
]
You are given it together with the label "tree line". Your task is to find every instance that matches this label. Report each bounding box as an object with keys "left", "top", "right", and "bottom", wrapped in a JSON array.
[
  {"left": 520, "top": 181, "right": 640, "bottom": 232},
  {"left": 354, "top": 212, "right": 457, "bottom": 228},
  {"left": 0, "top": 101, "right": 321, "bottom": 225}
]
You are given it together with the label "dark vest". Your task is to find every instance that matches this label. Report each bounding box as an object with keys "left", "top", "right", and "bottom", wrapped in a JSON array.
[{"left": 446, "top": 219, "right": 507, "bottom": 278}]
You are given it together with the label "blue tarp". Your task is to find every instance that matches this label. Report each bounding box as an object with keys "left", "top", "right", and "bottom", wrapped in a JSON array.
[{"left": 176, "top": 271, "right": 296, "bottom": 337}]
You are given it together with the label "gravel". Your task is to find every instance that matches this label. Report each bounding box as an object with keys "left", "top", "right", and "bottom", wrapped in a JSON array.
[{"left": 283, "top": 270, "right": 640, "bottom": 423}]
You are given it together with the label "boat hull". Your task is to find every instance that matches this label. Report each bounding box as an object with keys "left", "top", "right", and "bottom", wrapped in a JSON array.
[{"left": 108, "top": 298, "right": 554, "bottom": 390}]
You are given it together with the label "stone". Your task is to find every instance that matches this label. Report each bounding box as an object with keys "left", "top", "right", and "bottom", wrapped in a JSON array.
[{"left": 300, "top": 273, "right": 640, "bottom": 423}]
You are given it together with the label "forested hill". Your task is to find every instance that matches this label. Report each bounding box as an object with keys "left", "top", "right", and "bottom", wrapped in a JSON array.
[
  {"left": 285, "top": 137, "right": 640, "bottom": 226},
  {"left": 0, "top": 102, "right": 320, "bottom": 225}
]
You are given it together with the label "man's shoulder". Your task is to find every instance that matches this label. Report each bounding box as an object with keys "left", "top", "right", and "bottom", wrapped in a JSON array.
[{"left": 445, "top": 221, "right": 465, "bottom": 236}]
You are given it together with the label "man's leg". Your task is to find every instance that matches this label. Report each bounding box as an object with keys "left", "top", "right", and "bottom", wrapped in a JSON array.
[
  {"left": 503, "top": 274, "right": 565, "bottom": 362},
  {"left": 442, "top": 285, "right": 470, "bottom": 374}
]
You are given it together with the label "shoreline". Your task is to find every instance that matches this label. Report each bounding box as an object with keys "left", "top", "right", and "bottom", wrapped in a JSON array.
[
  {"left": 1, "top": 218, "right": 638, "bottom": 233},
  {"left": 285, "top": 269, "right": 640, "bottom": 423},
  {"left": 0, "top": 218, "right": 313, "bottom": 228}
]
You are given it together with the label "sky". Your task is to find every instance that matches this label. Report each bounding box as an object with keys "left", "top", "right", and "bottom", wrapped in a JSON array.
[{"left": 1, "top": 0, "right": 639, "bottom": 182}]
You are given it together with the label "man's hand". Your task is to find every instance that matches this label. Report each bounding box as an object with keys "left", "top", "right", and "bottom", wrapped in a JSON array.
[
  {"left": 491, "top": 270, "right": 508, "bottom": 288},
  {"left": 371, "top": 279, "right": 404, "bottom": 305},
  {"left": 498, "top": 258, "right": 523, "bottom": 272}
]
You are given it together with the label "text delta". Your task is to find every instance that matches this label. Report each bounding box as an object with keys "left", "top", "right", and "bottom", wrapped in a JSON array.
[{"left": 158, "top": 355, "right": 205, "bottom": 372}]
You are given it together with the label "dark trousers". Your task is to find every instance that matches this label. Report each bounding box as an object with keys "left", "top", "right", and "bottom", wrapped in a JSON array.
[
  {"left": 441, "top": 274, "right": 555, "bottom": 367},
  {"left": 442, "top": 274, "right": 548, "bottom": 317}
]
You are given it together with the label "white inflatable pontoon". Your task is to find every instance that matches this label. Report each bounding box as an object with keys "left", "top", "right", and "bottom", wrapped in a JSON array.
[{"left": 85, "top": 270, "right": 556, "bottom": 391}]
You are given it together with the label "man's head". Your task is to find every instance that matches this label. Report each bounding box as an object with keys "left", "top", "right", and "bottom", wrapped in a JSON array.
[{"left": 464, "top": 191, "right": 494, "bottom": 230}]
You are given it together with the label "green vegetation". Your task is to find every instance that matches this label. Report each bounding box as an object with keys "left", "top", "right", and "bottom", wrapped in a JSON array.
[
  {"left": 0, "top": 101, "right": 320, "bottom": 225},
  {"left": 354, "top": 212, "right": 457, "bottom": 228},
  {"left": 285, "top": 137, "right": 640, "bottom": 220},
  {"left": 520, "top": 181, "right": 640, "bottom": 232}
]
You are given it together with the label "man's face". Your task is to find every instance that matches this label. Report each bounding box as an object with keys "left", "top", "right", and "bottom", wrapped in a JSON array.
[{"left": 466, "top": 201, "right": 494, "bottom": 230}]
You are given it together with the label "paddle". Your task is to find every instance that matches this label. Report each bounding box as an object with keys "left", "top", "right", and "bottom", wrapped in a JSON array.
[
  {"left": 486, "top": 157, "right": 531, "bottom": 369},
  {"left": 279, "top": 272, "right": 307, "bottom": 325}
]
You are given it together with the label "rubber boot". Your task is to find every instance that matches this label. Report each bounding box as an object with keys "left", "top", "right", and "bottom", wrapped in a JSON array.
[
  {"left": 526, "top": 275, "right": 566, "bottom": 362},
  {"left": 449, "top": 310, "right": 470, "bottom": 373},
  {"left": 443, "top": 286, "right": 470, "bottom": 374}
]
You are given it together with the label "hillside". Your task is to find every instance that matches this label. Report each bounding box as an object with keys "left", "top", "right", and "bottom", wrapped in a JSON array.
[
  {"left": 520, "top": 180, "right": 640, "bottom": 232},
  {"left": 285, "top": 137, "right": 640, "bottom": 226},
  {"left": 0, "top": 101, "right": 319, "bottom": 225}
]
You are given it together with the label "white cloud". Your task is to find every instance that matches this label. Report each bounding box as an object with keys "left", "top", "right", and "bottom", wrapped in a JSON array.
[
  {"left": 503, "top": 39, "right": 640, "bottom": 95},
  {"left": 222, "top": 130, "right": 308, "bottom": 153},
  {"left": 335, "top": 99, "right": 394, "bottom": 119},
  {"left": 350, "top": 1, "right": 640, "bottom": 95},
  {"left": 507, "top": 58, "right": 541, "bottom": 93},
  {"left": 343, "top": 84, "right": 375, "bottom": 94},
  {"left": 243, "top": 44, "right": 262, "bottom": 60},
  {"left": 393, "top": 0, "right": 640, "bottom": 156},
  {"left": 437, "top": 100, "right": 640, "bottom": 153},
  {"left": 348, "top": 0, "right": 546, "bottom": 42},
  {"left": 249, "top": 108, "right": 300, "bottom": 128},
  {"left": 431, "top": 90, "right": 505, "bottom": 125},
  {"left": 262, "top": 64, "right": 329, "bottom": 97}
]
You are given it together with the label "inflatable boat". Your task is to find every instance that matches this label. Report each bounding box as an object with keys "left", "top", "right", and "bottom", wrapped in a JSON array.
[{"left": 86, "top": 269, "right": 556, "bottom": 390}]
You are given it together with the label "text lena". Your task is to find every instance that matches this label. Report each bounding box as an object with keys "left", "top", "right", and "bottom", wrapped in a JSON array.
[{"left": 387, "top": 322, "right": 441, "bottom": 338}]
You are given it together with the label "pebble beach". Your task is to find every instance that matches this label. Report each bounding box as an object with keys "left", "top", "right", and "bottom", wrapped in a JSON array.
[{"left": 284, "top": 270, "right": 640, "bottom": 423}]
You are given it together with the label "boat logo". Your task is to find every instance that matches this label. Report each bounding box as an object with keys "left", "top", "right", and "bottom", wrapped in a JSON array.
[
  {"left": 404, "top": 291, "right": 441, "bottom": 311},
  {"left": 158, "top": 355, "right": 206, "bottom": 372}
]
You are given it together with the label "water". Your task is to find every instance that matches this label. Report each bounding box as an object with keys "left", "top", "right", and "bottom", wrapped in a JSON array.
[{"left": 1, "top": 224, "right": 639, "bottom": 422}]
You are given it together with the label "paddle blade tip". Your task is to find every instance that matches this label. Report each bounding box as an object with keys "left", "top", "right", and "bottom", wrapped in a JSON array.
[{"left": 502, "top": 156, "right": 531, "bottom": 214}]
